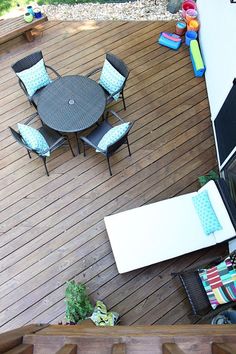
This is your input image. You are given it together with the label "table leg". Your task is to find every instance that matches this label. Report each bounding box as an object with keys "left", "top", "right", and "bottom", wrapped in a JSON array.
[{"left": 75, "top": 132, "right": 80, "bottom": 154}]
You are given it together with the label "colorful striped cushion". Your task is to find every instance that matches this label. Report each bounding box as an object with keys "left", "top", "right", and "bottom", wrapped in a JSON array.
[{"left": 198, "top": 257, "right": 236, "bottom": 309}]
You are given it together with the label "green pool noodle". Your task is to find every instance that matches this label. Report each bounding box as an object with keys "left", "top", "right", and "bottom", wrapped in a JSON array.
[{"left": 190, "top": 39, "right": 204, "bottom": 71}]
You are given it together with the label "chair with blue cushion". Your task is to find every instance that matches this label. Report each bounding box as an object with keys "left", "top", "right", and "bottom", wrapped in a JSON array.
[
  {"left": 9, "top": 113, "right": 74, "bottom": 176},
  {"left": 11, "top": 51, "right": 61, "bottom": 108},
  {"left": 80, "top": 110, "right": 133, "bottom": 176},
  {"left": 86, "top": 53, "right": 129, "bottom": 110}
]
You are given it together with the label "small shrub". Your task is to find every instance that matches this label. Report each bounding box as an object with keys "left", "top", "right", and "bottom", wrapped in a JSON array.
[
  {"left": 65, "top": 281, "right": 93, "bottom": 324},
  {"left": 198, "top": 170, "right": 219, "bottom": 187}
]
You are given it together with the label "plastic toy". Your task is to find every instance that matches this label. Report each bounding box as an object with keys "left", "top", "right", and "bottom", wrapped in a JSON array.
[
  {"left": 189, "top": 40, "right": 205, "bottom": 77},
  {"left": 182, "top": 0, "right": 197, "bottom": 18},
  {"left": 158, "top": 32, "right": 182, "bottom": 50},
  {"left": 185, "top": 30, "right": 197, "bottom": 46}
]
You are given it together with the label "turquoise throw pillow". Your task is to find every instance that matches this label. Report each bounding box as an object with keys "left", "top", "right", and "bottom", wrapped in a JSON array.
[
  {"left": 96, "top": 123, "right": 130, "bottom": 152},
  {"left": 192, "top": 190, "right": 222, "bottom": 235},
  {"left": 16, "top": 59, "right": 52, "bottom": 97},
  {"left": 18, "top": 124, "right": 50, "bottom": 157},
  {"left": 99, "top": 59, "right": 125, "bottom": 101}
]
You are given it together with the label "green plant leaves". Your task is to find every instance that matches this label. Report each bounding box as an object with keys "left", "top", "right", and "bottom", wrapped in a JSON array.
[{"left": 65, "top": 281, "right": 93, "bottom": 324}]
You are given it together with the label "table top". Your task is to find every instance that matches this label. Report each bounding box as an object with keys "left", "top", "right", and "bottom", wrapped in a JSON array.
[{"left": 37, "top": 75, "right": 106, "bottom": 133}]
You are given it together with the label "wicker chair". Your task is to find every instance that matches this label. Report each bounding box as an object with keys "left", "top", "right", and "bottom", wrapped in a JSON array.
[
  {"left": 80, "top": 110, "right": 133, "bottom": 176},
  {"left": 11, "top": 51, "right": 61, "bottom": 108},
  {"left": 172, "top": 252, "right": 236, "bottom": 321},
  {"left": 86, "top": 53, "right": 129, "bottom": 110},
  {"left": 9, "top": 113, "right": 74, "bottom": 176}
]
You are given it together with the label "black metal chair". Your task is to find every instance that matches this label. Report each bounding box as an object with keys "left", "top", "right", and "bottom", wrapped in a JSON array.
[
  {"left": 80, "top": 110, "right": 133, "bottom": 176},
  {"left": 172, "top": 252, "right": 236, "bottom": 321},
  {"left": 9, "top": 113, "right": 75, "bottom": 176},
  {"left": 11, "top": 51, "right": 61, "bottom": 108},
  {"left": 86, "top": 53, "right": 129, "bottom": 110}
]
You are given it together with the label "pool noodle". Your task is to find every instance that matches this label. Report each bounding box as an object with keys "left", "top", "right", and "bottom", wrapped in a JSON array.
[
  {"left": 190, "top": 40, "right": 204, "bottom": 71},
  {"left": 190, "top": 39, "right": 205, "bottom": 77}
]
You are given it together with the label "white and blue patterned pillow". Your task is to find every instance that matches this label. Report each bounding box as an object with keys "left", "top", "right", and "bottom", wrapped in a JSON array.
[
  {"left": 192, "top": 190, "right": 222, "bottom": 235},
  {"left": 16, "top": 59, "right": 52, "bottom": 97},
  {"left": 18, "top": 123, "right": 50, "bottom": 157},
  {"left": 99, "top": 59, "right": 125, "bottom": 101},
  {"left": 96, "top": 123, "right": 130, "bottom": 152}
]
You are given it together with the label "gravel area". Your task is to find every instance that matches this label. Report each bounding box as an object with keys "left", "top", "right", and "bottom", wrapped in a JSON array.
[{"left": 41, "top": 0, "right": 182, "bottom": 21}]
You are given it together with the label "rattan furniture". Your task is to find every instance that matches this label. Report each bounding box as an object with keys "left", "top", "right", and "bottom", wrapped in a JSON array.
[
  {"left": 80, "top": 110, "right": 133, "bottom": 176},
  {"left": 86, "top": 53, "right": 129, "bottom": 110},
  {"left": 11, "top": 51, "right": 61, "bottom": 108},
  {"left": 37, "top": 75, "right": 106, "bottom": 152},
  {"left": 172, "top": 252, "right": 236, "bottom": 321},
  {"left": 9, "top": 113, "right": 75, "bottom": 176}
]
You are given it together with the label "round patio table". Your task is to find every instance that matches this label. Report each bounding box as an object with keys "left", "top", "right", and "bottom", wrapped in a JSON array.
[{"left": 37, "top": 75, "right": 106, "bottom": 133}]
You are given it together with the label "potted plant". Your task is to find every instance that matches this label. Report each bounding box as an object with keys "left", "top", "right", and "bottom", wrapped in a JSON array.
[{"left": 65, "top": 281, "right": 94, "bottom": 324}]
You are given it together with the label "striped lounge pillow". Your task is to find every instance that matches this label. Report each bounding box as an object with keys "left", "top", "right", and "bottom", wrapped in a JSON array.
[{"left": 198, "top": 256, "right": 236, "bottom": 309}]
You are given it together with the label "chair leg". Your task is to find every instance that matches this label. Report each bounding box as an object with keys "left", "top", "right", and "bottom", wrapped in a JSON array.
[
  {"left": 67, "top": 136, "right": 75, "bottom": 157},
  {"left": 75, "top": 132, "right": 80, "bottom": 155},
  {"left": 82, "top": 141, "right": 86, "bottom": 157},
  {"left": 42, "top": 156, "right": 49, "bottom": 176},
  {"left": 121, "top": 91, "right": 126, "bottom": 110},
  {"left": 27, "top": 150, "right": 32, "bottom": 159},
  {"left": 126, "top": 137, "right": 131, "bottom": 156},
  {"left": 107, "top": 156, "right": 112, "bottom": 176}
]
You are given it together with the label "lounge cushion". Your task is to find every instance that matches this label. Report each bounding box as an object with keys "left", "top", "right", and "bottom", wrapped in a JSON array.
[
  {"left": 99, "top": 59, "right": 125, "bottom": 101},
  {"left": 96, "top": 123, "right": 130, "bottom": 152},
  {"left": 18, "top": 123, "right": 50, "bottom": 157},
  {"left": 192, "top": 190, "right": 222, "bottom": 235},
  {"left": 16, "top": 59, "right": 52, "bottom": 97},
  {"left": 199, "top": 256, "right": 236, "bottom": 309}
]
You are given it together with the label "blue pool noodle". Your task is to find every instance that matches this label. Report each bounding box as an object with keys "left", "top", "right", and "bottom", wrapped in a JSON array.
[{"left": 189, "top": 40, "right": 206, "bottom": 77}]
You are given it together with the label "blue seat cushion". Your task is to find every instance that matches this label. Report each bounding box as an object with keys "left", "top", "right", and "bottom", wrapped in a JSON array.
[
  {"left": 18, "top": 123, "right": 50, "bottom": 157},
  {"left": 192, "top": 190, "right": 222, "bottom": 235},
  {"left": 96, "top": 123, "right": 130, "bottom": 152},
  {"left": 99, "top": 59, "right": 125, "bottom": 101},
  {"left": 16, "top": 59, "right": 52, "bottom": 97}
]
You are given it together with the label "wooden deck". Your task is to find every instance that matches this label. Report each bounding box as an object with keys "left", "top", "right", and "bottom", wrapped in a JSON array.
[{"left": 0, "top": 20, "right": 227, "bottom": 332}]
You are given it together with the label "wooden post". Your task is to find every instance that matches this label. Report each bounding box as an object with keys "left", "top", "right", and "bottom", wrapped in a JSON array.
[
  {"left": 2, "top": 344, "right": 34, "bottom": 354},
  {"left": 163, "top": 343, "right": 186, "bottom": 354},
  {"left": 112, "top": 343, "right": 126, "bottom": 354},
  {"left": 55, "top": 344, "right": 77, "bottom": 354},
  {"left": 24, "top": 30, "right": 34, "bottom": 42},
  {"left": 212, "top": 343, "right": 236, "bottom": 354}
]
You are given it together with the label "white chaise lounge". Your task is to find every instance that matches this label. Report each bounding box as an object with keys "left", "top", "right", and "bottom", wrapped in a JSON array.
[{"left": 104, "top": 180, "right": 236, "bottom": 273}]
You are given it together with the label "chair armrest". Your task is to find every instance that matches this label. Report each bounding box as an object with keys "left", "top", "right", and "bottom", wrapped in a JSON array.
[
  {"left": 80, "top": 136, "right": 105, "bottom": 153},
  {"left": 25, "top": 112, "right": 39, "bottom": 125},
  {"left": 45, "top": 65, "right": 61, "bottom": 78},
  {"left": 19, "top": 79, "right": 33, "bottom": 102},
  {"left": 106, "top": 85, "right": 124, "bottom": 100},
  {"left": 171, "top": 256, "right": 225, "bottom": 277},
  {"left": 45, "top": 136, "right": 65, "bottom": 153},
  {"left": 85, "top": 67, "right": 103, "bottom": 78}
]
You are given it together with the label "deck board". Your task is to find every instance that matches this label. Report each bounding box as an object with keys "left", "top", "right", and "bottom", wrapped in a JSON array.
[{"left": 0, "top": 20, "right": 227, "bottom": 332}]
